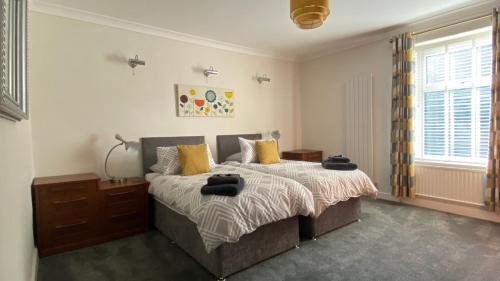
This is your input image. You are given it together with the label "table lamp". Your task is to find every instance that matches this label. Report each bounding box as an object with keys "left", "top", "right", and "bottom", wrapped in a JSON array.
[{"left": 104, "top": 134, "right": 139, "bottom": 183}]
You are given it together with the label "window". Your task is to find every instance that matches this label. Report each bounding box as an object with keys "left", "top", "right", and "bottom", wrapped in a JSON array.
[{"left": 415, "top": 28, "right": 492, "bottom": 165}]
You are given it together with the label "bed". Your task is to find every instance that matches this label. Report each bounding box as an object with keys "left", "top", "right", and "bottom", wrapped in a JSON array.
[
  {"left": 141, "top": 136, "right": 314, "bottom": 280},
  {"left": 216, "top": 133, "right": 378, "bottom": 238}
]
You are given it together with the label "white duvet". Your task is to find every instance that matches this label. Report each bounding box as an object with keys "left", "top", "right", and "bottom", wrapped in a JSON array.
[
  {"left": 147, "top": 165, "right": 314, "bottom": 253},
  {"left": 224, "top": 160, "right": 378, "bottom": 217}
]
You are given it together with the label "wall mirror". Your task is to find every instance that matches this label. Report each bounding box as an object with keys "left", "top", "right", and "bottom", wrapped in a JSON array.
[{"left": 0, "top": 0, "right": 27, "bottom": 121}]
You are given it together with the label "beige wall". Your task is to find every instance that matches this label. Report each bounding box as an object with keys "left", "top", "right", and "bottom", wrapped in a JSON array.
[
  {"left": 300, "top": 40, "right": 393, "bottom": 193},
  {"left": 29, "top": 12, "right": 300, "bottom": 178},
  {"left": 0, "top": 119, "right": 35, "bottom": 281}
]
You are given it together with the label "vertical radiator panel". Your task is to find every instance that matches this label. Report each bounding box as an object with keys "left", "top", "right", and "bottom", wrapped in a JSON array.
[
  {"left": 415, "top": 165, "right": 485, "bottom": 206},
  {"left": 345, "top": 73, "right": 374, "bottom": 179}
]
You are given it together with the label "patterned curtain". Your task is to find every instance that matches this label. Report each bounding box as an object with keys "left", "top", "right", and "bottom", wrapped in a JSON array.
[
  {"left": 391, "top": 32, "right": 416, "bottom": 198},
  {"left": 487, "top": 8, "right": 500, "bottom": 212}
]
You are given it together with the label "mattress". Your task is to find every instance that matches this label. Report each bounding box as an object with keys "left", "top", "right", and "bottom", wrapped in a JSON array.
[
  {"left": 223, "top": 160, "right": 378, "bottom": 217},
  {"left": 146, "top": 165, "right": 314, "bottom": 252}
]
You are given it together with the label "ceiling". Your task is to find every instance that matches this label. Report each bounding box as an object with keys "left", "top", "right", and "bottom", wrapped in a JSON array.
[{"left": 35, "top": 0, "right": 485, "bottom": 59}]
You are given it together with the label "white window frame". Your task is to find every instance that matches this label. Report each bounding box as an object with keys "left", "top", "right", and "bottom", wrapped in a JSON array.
[{"left": 415, "top": 28, "right": 492, "bottom": 168}]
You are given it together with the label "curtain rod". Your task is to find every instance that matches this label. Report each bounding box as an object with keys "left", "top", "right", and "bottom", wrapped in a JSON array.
[{"left": 388, "top": 13, "right": 492, "bottom": 43}]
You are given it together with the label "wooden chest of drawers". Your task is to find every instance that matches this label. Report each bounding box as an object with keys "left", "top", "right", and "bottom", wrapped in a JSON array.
[
  {"left": 281, "top": 149, "right": 323, "bottom": 163},
  {"left": 99, "top": 179, "right": 149, "bottom": 238},
  {"left": 32, "top": 173, "right": 149, "bottom": 257}
]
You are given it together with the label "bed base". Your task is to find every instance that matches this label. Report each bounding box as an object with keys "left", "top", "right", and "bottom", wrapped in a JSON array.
[
  {"left": 299, "top": 197, "right": 361, "bottom": 239},
  {"left": 153, "top": 200, "right": 300, "bottom": 279}
]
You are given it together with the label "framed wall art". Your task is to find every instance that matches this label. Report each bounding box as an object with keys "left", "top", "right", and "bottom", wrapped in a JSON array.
[{"left": 176, "top": 84, "right": 235, "bottom": 118}]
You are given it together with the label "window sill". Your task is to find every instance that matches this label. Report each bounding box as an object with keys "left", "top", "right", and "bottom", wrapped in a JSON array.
[{"left": 415, "top": 159, "right": 487, "bottom": 171}]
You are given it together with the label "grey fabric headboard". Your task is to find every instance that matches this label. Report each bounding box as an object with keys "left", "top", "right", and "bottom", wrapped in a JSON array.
[
  {"left": 216, "top": 134, "right": 262, "bottom": 164},
  {"left": 140, "top": 136, "right": 205, "bottom": 175}
]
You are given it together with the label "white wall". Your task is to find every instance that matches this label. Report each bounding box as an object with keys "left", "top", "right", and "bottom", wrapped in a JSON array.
[
  {"left": 29, "top": 12, "right": 300, "bottom": 178},
  {"left": 300, "top": 40, "right": 393, "bottom": 193},
  {"left": 0, "top": 119, "right": 35, "bottom": 281}
]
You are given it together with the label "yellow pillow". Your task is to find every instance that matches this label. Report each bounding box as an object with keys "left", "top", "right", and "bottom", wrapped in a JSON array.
[
  {"left": 177, "top": 144, "right": 210, "bottom": 176},
  {"left": 256, "top": 140, "right": 281, "bottom": 164}
]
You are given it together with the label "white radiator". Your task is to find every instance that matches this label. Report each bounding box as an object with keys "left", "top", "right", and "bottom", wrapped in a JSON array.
[
  {"left": 344, "top": 73, "right": 374, "bottom": 179},
  {"left": 415, "top": 164, "right": 485, "bottom": 206}
]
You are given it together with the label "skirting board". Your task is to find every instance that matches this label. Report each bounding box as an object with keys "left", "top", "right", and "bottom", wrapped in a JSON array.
[
  {"left": 377, "top": 191, "right": 400, "bottom": 202},
  {"left": 31, "top": 248, "right": 38, "bottom": 281},
  {"left": 377, "top": 192, "right": 500, "bottom": 223},
  {"left": 402, "top": 197, "right": 500, "bottom": 224}
]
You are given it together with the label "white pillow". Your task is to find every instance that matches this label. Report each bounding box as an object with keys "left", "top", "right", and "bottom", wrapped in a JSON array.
[
  {"left": 207, "top": 146, "right": 217, "bottom": 168},
  {"left": 149, "top": 163, "right": 164, "bottom": 174},
  {"left": 225, "top": 152, "right": 242, "bottom": 162},
  {"left": 155, "top": 146, "right": 180, "bottom": 175},
  {"left": 152, "top": 144, "right": 216, "bottom": 175},
  {"left": 238, "top": 137, "right": 258, "bottom": 163}
]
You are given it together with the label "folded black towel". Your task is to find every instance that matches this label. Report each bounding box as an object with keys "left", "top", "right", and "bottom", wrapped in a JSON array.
[
  {"left": 207, "top": 174, "right": 241, "bottom": 186},
  {"left": 326, "top": 155, "right": 351, "bottom": 163},
  {"left": 322, "top": 161, "right": 358, "bottom": 171},
  {"left": 201, "top": 178, "right": 245, "bottom": 197}
]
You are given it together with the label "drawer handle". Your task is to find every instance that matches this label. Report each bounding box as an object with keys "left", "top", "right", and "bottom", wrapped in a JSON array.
[
  {"left": 109, "top": 190, "right": 136, "bottom": 197},
  {"left": 52, "top": 197, "right": 87, "bottom": 205},
  {"left": 111, "top": 211, "right": 137, "bottom": 219},
  {"left": 50, "top": 185, "right": 88, "bottom": 192},
  {"left": 55, "top": 220, "right": 87, "bottom": 229}
]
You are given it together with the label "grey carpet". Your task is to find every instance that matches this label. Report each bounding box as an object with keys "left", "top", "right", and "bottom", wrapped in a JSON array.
[{"left": 38, "top": 199, "right": 500, "bottom": 281}]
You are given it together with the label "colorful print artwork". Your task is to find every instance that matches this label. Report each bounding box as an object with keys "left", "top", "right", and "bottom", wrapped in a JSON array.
[{"left": 176, "top": 84, "right": 235, "bottom": 117}]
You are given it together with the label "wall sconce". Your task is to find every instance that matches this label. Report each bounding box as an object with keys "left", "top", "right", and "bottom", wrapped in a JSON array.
[
  {"left": 257, "top": 74, "right": 271, "bottom": 84},
  {"left": 203, "top": 66, "right": 219, "bottom": 77},
  {"left": 128, "top": 55, "right": 146, "bottom": 69}
]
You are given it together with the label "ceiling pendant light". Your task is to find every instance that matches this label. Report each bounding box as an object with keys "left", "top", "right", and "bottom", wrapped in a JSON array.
[{"left": 290, "top": 0, "right": 330, "bottom": 29}]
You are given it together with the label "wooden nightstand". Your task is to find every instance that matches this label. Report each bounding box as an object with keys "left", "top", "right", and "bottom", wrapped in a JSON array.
[
  {"left": 282, "top": 149, "right": 323, "bottom": 162},
  {"left": 99, "top": 178, "right": 150, "bottom": 241},
  {"left": 32, "top": 173, "right": 149, "bottom": 257}
]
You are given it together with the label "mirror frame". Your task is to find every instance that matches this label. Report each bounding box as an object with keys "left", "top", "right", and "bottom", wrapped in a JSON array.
[{"left": 0, "top": 0, "right": 27, "bottom": 121}]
